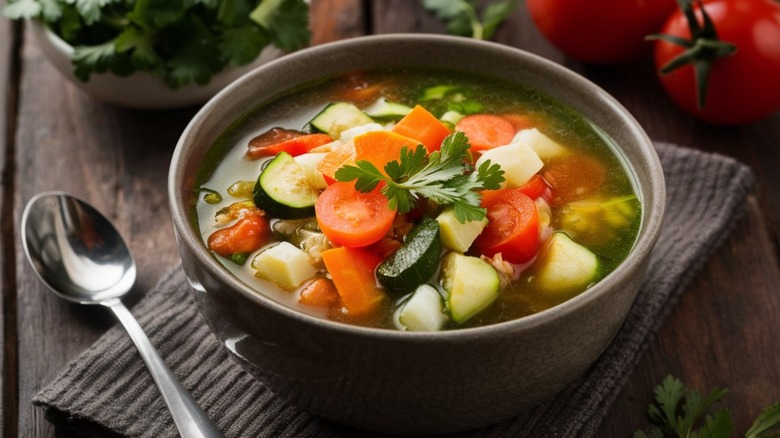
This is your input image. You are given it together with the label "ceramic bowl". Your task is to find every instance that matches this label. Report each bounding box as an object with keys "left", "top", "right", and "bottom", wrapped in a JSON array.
[
  {"left": 169, "top": 34, "right": 665, "bottom": 435},
  {"left": 31, "top": 20, "right": 283, "bottom": 110}
]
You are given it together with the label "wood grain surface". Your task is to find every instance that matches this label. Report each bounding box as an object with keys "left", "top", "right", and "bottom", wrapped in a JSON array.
[{"left": 2, "top": 1, "right": 779, "bottom": 437}]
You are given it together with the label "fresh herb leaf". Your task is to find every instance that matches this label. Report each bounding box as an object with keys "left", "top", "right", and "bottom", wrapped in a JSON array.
[
  {"left": 73, "top": 0, "right": 117, "bottom": 25},
  {"left": 114, "top": 26, "right": 159, "bottom": 69},
  {"left": 249, "top": 0, "right": 310, "bottom": 52},
  {"left": 745, "top": 402, "right": 780, "bottom": 438},
  {"left": 422, "top": 0, "right": 517, "bottom": 40},
  {"left": 221, "top": 26, "right": 269, "bottom": 65},
  {"left": 635, "top": 375, "right": 780, "bottom": 438},
  {"left": 335, "top": 131, "right": 504, "bottom": 223},
  {"left": 3, "top": 0, "right": 44, "bottom": 20},
  {"left": 3, "top": 0, "right": 311, "bottom": 88},
  {"left": 72, "top": 39, "right": 118, "bottom": 81}
]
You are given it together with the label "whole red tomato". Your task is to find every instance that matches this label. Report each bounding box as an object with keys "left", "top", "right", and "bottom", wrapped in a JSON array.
[
  {"left": 653, "top": 0, "right": 780, "bottom": 125},
  {"left": 527, "top": 0, "right": 677, "bottom": 64}
]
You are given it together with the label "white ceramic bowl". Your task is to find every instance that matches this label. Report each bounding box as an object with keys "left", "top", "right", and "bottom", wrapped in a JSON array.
[{"left": 30, "top": 20, "right": 283, "bottom": 110}]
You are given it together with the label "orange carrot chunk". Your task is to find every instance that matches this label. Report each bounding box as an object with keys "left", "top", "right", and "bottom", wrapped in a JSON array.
[
  {"left": 455, "top": 114, "right": 515, "bottom": 151},
  {"left": 392, "top": 105, "right": 452, "bottom": 152},
  {"left": 353, "top": 131, "right": 419, "bottom": 175},
  {"left": 317, "top": 141, "right": 357, "bottom": 185},
  {"left": 321, "top": 247, "right": 386, "bottom": 317}
]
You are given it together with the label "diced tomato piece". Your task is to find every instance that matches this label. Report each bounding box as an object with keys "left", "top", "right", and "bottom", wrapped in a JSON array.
[
  {"left": 299, "top": 277, "right": 341, "bottom": 309},
  {"left": 207, "top": 214, "right": 271, "bottom": 257},
  {"left": 543, "top": 154, "right": 605, "bottom": 205},
  {"left": 518, "top": 175, "right": 552, "bottom": 200},
  {"left": 473, "top": 189, "right": 539, "bottom": 263},
  {"left": 247, "top": 128, "right": 332, "bottom": 159}
]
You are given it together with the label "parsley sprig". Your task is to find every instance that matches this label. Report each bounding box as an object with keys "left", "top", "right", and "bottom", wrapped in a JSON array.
[
  {"left": 634, "top": 375, "right": 780, "bottom": 438},
  {"left": 335, "top": 131, "right": 504, "bottom": 223},
  {"left": 3, "top": 0, "right": 310, "bottom": 88},
  {"left": 422, "top": 0, "right": 517, "bottom": 40}
]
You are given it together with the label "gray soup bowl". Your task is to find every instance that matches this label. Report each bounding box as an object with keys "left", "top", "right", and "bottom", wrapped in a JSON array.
[{"left": 169, "top": 34, "right": 665, "bottom": 435}]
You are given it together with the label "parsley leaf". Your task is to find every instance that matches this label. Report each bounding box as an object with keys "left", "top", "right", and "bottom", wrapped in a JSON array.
[
  {"left": 221, "top": 26, "right": 269, "bottom": 66},
  {"left": 635, "top": 375, "right": 780, "bottom": 438},
  {"left": 72, "top": 39, "right": 119, "bottom": 81},
  {"left": 2, "top": 0, "right": 44, "bottom": 20},
  {"left": 422, "top": 0, "right": 517, "bottom": 40},
  {"left": 249, "top": 0, "right": 310, "bottom": 52},
  {"left": 335, "top": 131, "right": 504, "bottom": 223},
  {"left": 745, "top": 402, "right": 780, "bottom": 438}
]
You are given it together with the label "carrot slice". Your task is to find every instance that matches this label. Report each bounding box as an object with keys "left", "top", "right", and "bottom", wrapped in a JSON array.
[
  {"left": 455, "top": 114, "right": 515, "bottom": 151},
  {"left": 353, "top": 131, "right": 419, "bottom": 175},
  {"left": 317, "top": 141, "right": 357, "bottom": 185},
  {"left": 321, "top": 247, "right": 386, "bottom": 317},
  {"left": 392, "top": 105, "right": 451, "bottom": 152},
  {"left": 299, "top": 277, "right": 340, "bottom": 309}
]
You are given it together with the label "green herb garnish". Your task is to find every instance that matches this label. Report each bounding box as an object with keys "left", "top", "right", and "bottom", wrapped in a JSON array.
[
  {"left": 634, "top": 375, "right": 780, "bottom": 438},
  {"left": 335, "top": 131, "right": 504, "bottom": 223},
  {"left": 3, "top": 0, "right": 310, "bottom": 88},
  {"left": 422, "top": 0, "right": 517, "bottom": 40}
]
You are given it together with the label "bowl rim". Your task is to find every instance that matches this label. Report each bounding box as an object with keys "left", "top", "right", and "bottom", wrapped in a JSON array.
[{"left": 169, "top": 33, "right": 666, "bottom": 342}]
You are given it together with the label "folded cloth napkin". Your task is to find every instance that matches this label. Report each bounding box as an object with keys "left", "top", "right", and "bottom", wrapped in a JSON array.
[{"left": 33, "top": 142, "right": 754, "bottom": 438}]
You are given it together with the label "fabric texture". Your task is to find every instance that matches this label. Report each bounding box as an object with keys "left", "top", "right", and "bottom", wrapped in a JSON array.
[{"left": 33, "top": 142, "right": 755, "bottom": 437}]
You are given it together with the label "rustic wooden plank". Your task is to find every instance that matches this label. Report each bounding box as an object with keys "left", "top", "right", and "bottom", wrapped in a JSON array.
[
  {"left": 13, "top": 22, "right": 189, "bottom": 437},
  {"left": 1, "top": 5, "right": 20, "bottom": 437},
  {"left": 371, "top": 0, "right": 446, "bottom": 34},
  {"left": 310, "top": 0, "right": 366, "bottom": 45}
]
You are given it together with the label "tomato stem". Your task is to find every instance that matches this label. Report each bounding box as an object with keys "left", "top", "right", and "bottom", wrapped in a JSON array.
[{"left": 646, "top": 0, "right": 737, "bottom": 109}]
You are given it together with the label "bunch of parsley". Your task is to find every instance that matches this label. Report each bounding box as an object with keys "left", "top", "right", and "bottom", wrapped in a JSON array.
[
  {"left": 3, "top": 0, "right": 310, "bottom": 88},
  {"left": 635, "top": 375, "right": 780, "bottom": 438}
]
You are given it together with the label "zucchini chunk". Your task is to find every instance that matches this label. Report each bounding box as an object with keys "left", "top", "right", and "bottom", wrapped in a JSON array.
[
  {"left": 435, "top": 208, "right": 488, "bottom": 253},
  {"left": 253, "top": 152, "right": 319, "bottom": 219},
  {"left": 393, "top": 284, "right": 448, "bottom": 332},
  {"left": 534, "top": 232, "right": 600, "bottom": 293},
  {"left": 364, "top": 98, "right": 413, "bottom": 119},
  {"left": 309, "top": 102, "right": 374, "bottom": 137},
  {"left": 376, "top": 217, "right": 441, "bottom": 294},
  {"left": 439, "top": 253, "right": 500, "bottom": 324}
]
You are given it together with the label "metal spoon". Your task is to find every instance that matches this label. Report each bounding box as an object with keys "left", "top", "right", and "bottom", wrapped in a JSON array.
[{"left": 21, "top": 191, "right": 223, "bottom": 438}]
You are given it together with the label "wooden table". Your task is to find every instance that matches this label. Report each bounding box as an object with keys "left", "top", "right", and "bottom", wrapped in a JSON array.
[{"left": 2, "top": 1, "right": 779, "bottom": 436}]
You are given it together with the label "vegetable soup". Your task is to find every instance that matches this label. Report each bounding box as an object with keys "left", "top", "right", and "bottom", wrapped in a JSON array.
[{"left": 194, "top": 69, "right": 641, "bottom": 331}]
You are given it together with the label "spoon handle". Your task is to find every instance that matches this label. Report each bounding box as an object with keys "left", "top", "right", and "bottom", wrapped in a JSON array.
[{"left": 107, "top": 299, "right": 224, "bottom": 438}]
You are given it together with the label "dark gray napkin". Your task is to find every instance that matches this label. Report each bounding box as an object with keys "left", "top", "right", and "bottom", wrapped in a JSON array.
[{"left": 33, "top": 142, "right": 754, "bottom": 438}]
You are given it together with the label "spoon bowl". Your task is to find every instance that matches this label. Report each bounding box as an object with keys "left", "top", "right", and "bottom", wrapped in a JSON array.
[{"left": 22, "top": 191, "right": 223, "bottom": 438}]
